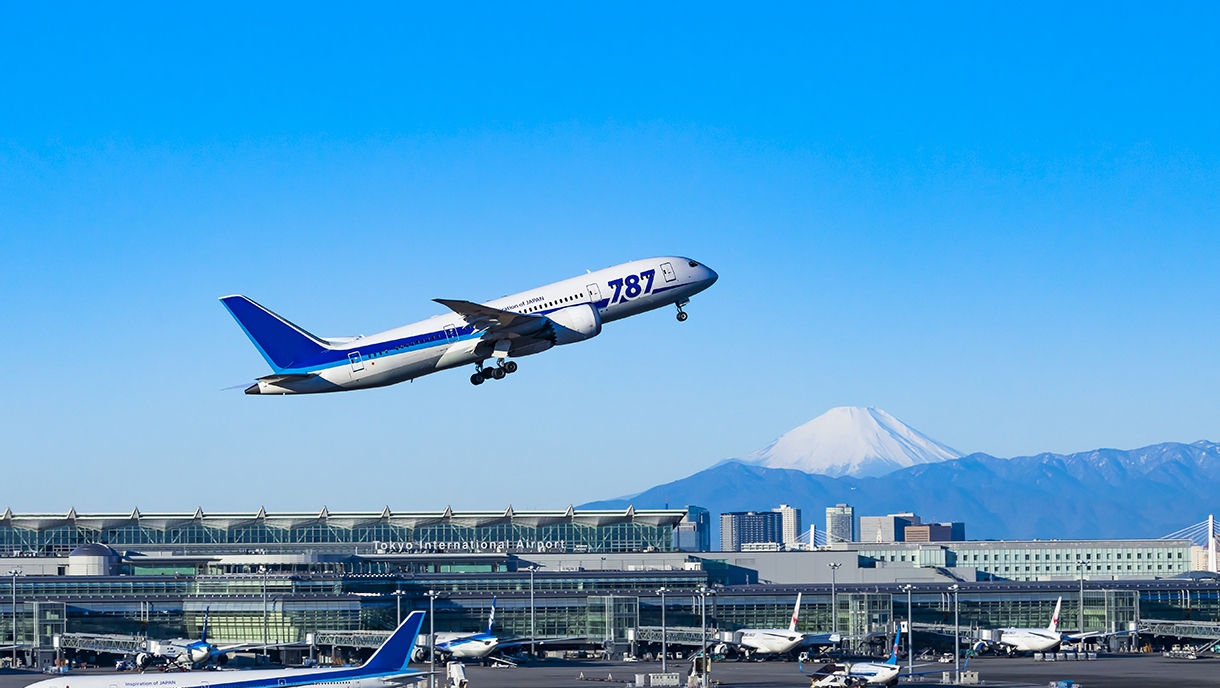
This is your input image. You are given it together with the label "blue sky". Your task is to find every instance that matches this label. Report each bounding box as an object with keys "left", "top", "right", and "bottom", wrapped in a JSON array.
[{"left": 2, "top": 3, "right": 1218, "bottom": 513}]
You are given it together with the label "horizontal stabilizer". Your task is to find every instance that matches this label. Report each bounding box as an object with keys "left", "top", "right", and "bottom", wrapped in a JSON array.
[{"left": 220, "top": 296, "right": 330, "bottom": 370}]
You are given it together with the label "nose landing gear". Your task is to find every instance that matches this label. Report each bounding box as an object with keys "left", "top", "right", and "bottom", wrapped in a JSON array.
[
  {"left": 675, "top": 298, "right": 690, "bottom": 322},
  {"left": 470, "top": 360, "right": 518, "bottom": 385}
]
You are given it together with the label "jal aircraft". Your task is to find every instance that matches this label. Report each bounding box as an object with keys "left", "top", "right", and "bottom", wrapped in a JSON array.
[
  {"left": 966, "top": 596, "right": 1128, "bottom": 655},
  {"left": 26, "top": 612, "right": 427, "bottom": 688},
  {"left": 221, "top": 257, "right": 718, "bottom": 394},
  {"left": 733, "top": 593, "right": 841, "bottom": 657},
  {"left": 74, "top": 608, "right": 292, "bottom": 670}
]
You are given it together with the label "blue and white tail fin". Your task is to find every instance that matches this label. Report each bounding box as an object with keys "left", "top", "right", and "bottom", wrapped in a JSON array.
[
  {"left": 487, "top": 597, "right": 497, "bottom": 635},
  {"left": 885, "top": 624, "right": 900, "bottom": 666},
  {"left": 220, "top": 295, "right": 330, "bottom": 370},
  {"left": 201, "top": 607, "right": 209, "bottom": 643},
  {"left": 363, "top": 611, "right": 426, "bottom": 673},
  {"left": 1048, "top": 597, "right": 1062, "bottom": 632}
]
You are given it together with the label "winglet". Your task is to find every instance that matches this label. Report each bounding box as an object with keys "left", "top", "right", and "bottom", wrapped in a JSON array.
[{"left": 363, "top": 611, "right": 427, "bottom": 672}]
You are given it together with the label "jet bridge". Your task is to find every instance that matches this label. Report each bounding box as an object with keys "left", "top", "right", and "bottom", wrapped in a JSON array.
[{"left": 56, "top": 632, "right": 148, "bottom": 654}]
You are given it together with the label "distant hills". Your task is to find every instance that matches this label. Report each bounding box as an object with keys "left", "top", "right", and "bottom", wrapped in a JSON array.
[{"left": 581, "top": 408, "right": 1220, "bottom": 541}]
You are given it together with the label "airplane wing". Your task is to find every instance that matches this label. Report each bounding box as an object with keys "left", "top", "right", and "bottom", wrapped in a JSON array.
[
  {"left": 1063, "top": 629, "right": 1137, "bottom": 641},
  {"left": 495, "top": 636, "right": 590, "bottom": 650},
  {"left": 214, "top": 641, "right": 307, "bottom": 652},
  {"left": 433, "top": 300, "right": 548, "bottom": 334}
]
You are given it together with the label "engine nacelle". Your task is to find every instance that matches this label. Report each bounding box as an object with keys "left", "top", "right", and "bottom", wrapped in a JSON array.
[
  {"left": 971, "top": 641, "right": 990, "bottom": 655},
  {"left": 411, "top": 647, "right": 428, "bottom": 663},
  {"left": 135, "top": 653, "right": 154, "bottom": 670},
  {"left": 546, "top": 304, "right": 602, "bottom": 345},
  {"left": 215, "top": 653, "right": 229, "bottom": 666}
]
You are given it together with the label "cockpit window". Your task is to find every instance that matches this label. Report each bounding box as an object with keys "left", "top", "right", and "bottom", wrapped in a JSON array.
[{"left": 688, "top": 260, "right": 699, "bottom": 267}]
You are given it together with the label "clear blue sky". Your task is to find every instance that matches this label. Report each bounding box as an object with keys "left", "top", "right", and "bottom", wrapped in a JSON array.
[{"left": 2, "top": 3, "right": 1218, "bottom": 513}]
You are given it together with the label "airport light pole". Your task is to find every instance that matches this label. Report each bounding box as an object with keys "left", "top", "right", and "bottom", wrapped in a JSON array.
[
  {"left": 1076, "top": 559, "right": 1087, "bottom": 636},
  {"left": 525, "top": 565, "right": 539, "bottom": 659},
  {"left": 655, "top": 587, "right": 669, "bottom": 672},
  {"left": 827, "top": 563, "right": 842, "bottom": 634},
  {"left": 900, "top": 584, "right": 914, "bottom": 677},
  {"left": 949, "top": 584, "right": 960, "bottom": 685},
  {"left": 8, "top": 569, "right": 21, "bottom": 669},
  {"left": 259, "top": 566, "right": 269, "bottom": 658},
  {"left": 697, "top": 586, "right": 714, "bottom": 688},
  {"left": 425, "top": 590, "right": 441, "bottom": 688},
  {"left": 392, "top": 589, "right": 405, "bottom": 627}
]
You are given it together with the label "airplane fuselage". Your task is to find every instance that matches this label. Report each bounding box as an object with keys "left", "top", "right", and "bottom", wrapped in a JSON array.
[
  {"left": 740, "top": 629, "right": 805, "bottom": 655},
  {"left": 234, "top": 256, "right": 717, "bottom": 394},
  {"left": 996, "top": 628, "right": 1063, "bottom": 653}
]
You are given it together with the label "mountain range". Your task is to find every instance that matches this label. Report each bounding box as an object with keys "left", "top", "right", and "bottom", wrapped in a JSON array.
[{"left": 581, "top": 408, "right": 1220, "bottom": 541}]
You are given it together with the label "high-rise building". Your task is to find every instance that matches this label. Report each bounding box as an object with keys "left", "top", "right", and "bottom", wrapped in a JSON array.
[
  {"left": 904, "top": 522, "right": 966, "bottom": 542},
  {"left": 720, "top": 511, "right": 783, "bottom": 552},
  {"left": 859, "top": 512, "right": 922, "bottom": 543},
  {"left": 826, "top": 503, "right": 855, "bottom": 544},
  {"left": 675, "top": 506, "right": 712, "bottom": 552},
  {"left": 773, "top": 505, "right": 802, "bottom": 547}
]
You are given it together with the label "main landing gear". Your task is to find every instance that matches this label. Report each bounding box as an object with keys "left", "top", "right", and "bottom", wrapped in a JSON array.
[
  {"left": 675, "top": 298, "right": 690, "bottom": 322},
  {"left": 470, "top": 360, "right": 518, "bottom": 385}
]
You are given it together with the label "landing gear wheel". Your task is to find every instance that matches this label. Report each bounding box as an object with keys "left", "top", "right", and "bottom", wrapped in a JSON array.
[
  {"left": 481, "top": 368, "right": 496, "bottom": 380},
  {"left": 504, "top": 361, "right": 518, "bottom": 374},
  {"left": 492, "top": 367, "right": 506, "bottom": 380},
  {"left": 676, "top": 310, "right": 688, "bottom": 322},
  {"left": 470, "top": 373, "right": 484, "bottom": 386}
]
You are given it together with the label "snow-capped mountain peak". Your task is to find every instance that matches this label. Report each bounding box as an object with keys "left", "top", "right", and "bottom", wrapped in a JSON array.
[{"left": 741, "top": 406, "right": 961, "bottom": 478}]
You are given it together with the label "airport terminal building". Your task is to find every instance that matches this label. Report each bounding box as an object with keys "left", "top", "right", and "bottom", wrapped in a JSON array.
[{"left": 0, "top": 508, "right": 1216, "bottom": 667}]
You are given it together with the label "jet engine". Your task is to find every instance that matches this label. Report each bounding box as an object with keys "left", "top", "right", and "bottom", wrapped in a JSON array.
[
  {"left": 215, "top": 652, "right": 229, "bottom": 666},
  {"left": 411, "top": 647, "right": 428, "bottom": 663},
  {"left": 971, "top": 640, "right": 990, "bottom": 655},
  {"left": 546, "top": 304, "right": 602, "bottom": 345},
  {"left": 135, "top": 653, "right": 155, "bottom": 670}
]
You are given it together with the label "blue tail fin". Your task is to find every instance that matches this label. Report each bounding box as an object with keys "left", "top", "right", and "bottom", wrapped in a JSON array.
[
  {"left": 201, "top": 607, "right": 209, "bottom": 643},
  {"left": 220, "top": 295, "right": 329, "bottom": 370},
  {"left": 886, "top": 625, "right": 900, "bottom": 666},
  {"left": 363, "top": 611, "right": 426, "bottom": 673}
]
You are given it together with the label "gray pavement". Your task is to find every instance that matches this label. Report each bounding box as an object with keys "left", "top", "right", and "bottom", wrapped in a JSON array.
[{"left": 3, "top": 654, "right": 1218, "bottom": 688}]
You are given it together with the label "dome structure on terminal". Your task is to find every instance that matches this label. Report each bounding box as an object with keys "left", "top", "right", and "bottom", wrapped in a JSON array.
[
  {"left": 69, "top": 543, "right": 119, "bottom": 557},
  {"left": 68, "top": 543, "right": 120, "bottom": 575}
]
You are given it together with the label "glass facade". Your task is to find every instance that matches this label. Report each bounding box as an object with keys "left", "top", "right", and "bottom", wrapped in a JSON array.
[{"left": 0, "top": 509, "right": 686, "bottom": 556}]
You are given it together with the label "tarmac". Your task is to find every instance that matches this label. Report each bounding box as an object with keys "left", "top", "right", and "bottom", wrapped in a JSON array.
[{"left": 2, "top": 654, "right": 1217, "bottom": 688}]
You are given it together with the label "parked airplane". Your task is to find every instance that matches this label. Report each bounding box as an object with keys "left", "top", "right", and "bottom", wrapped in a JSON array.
[
  {"left": 965, "top": 596, "right": 1128, "bottom": 655},
  {"left": 221, "top": 257, "right": 718, "bottom": 394},
  {"left": 71, "top": 609, "right": 295, "bottom": 671},
  {"left": 413, "top": 598, "right": 500, "bottom": 662},
  {"left": 411, "top": 598, "right": 584, "bottom": 663},
  {"left": 728, "top": 593, "right": 842, "bottom": 657},
  {"left": 805, "top": 627, "right": 939, "bottom": 687},
  {"left": 26, "top": 612, "right": 426, "bottom": 688}
]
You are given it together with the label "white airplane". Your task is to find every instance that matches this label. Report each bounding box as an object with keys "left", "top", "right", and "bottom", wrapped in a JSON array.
[
  {"left": 966, "top": 596, "right": 1130, "bottom": 655},
  {"left": 221, "top": 257, "right": 718, "bottom": 394},
  {"left": 805, "top": 626, "right": 939, "bottom": 687},
  {"left": 73, "top": 609, "right": 295, "bottom": 670},
  {"left": 732, "top": 593, "right": 841, "bottom": 657},
  {"left": 413, "top": 598, "right": 500, "bottom": 662},
  {"left": 26, "top": 612, "right": 426, "bottom": 688}
]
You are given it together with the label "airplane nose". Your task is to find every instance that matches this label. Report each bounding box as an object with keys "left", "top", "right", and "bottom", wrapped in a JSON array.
[
  {"left": 244, "top": 383, "right": 261, "bottom": 395},
  {"left": 704, "top": 266, "right": 718, "bottom": 284}
]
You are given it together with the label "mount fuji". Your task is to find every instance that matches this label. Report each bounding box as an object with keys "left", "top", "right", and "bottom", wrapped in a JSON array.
[
  {"left": 580, "top": 407, "right": 1220, "bottom": 540},
  {"left": 741, "top": 406, "right": 961, "bottom": 478}
]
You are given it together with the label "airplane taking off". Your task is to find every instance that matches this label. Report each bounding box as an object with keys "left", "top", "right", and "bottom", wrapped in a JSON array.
[
  {"left": 221, "top": 257, "right": 717, "bottom": 394},
  {"left": 26, "top": 612, "right": 426, "bottom": 688}
]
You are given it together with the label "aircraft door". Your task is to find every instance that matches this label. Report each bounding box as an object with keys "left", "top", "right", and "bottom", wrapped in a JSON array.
[
  {"left": 348, "top": 352, "right": 364, "bottom": 372},
  {"left": 586, "top": 283, "right": 602, "bottom": 305},
  {"left": 444, "top": 324, "right": 459, "bottom": 341},
  {"left": 660, "top": 262, "right": 677, "bottom": 282}
]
